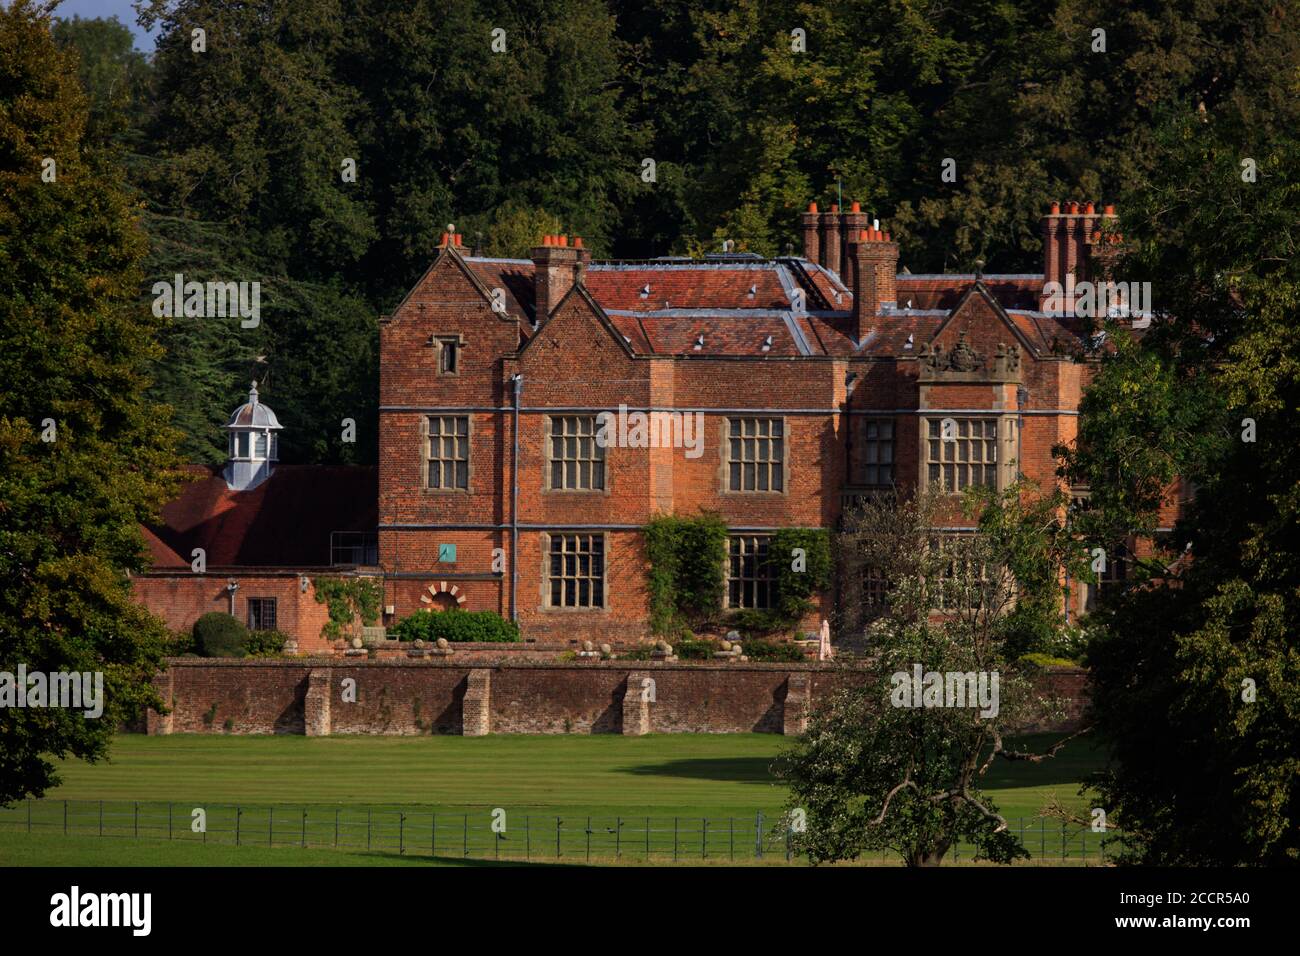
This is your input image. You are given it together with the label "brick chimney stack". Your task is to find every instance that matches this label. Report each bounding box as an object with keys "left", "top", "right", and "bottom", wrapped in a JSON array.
[
  {"left": 532, "top": 234, "right": 589, "bottom": 322},
  {"left": 848, "top": 227, "right": 899, "bottom": 344},
  {"left": 1040, "top": 201, "right": 1118, "bottom": 311},
  {"left": 801, "top": 203, "right": 821, "bottom": 263},
  {"left": 820, "top": 204, "right": 842, "bottom": 277},
  {"left": 840, "top": 201, "right": 868, "bottom": 288}
]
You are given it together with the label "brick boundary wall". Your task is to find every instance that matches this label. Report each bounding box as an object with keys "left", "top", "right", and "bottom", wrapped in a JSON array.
[{"left": 145, "top": 659, "right": 1089, "bottom": 736}]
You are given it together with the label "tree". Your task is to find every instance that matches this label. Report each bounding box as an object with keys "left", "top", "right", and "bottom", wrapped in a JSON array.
[
  {"left": 0, "top": 0, "right": 186, "bottom": 805},
  {"left": 1060, "top": 115, "right": 1300, "bottom": 865},
  {"left": 780, "top": 485, "right": 1083, "bottom": 866}
]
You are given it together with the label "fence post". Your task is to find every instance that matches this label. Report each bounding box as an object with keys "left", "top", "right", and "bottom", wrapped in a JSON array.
[
  {"left": 236, "top": 806, "right": 242, "bottom": 846},
  {"left": 615, "top": 817, "right": 621, "bottom": 859},
  {"left": 302, "top": 809, "right": 307, "bottom": 849},
  {"left": 755, "top": 811, "right": 763, "bottom": 859},
  {"left": 556, "top": 817, "right": 561, "bottom": 859},
  {"left": 400, "top": 812, "right": 405, "bottom": 855},
  {"left": 463, "top": 813, "right": 468, "bottom": 858},
  {"left": 586, "top": 816, "right": 591, "bottom": 863},
  {"left": 1040, "top": 816, "right": 1045, "bottom": 858},
  {"left": 367, "top": 808, "right": 371, "bottom": 851},
  {"left": 702, "top": 818, "right": 707, "bottom": 859},
  {"left": 269, "top": 805, "right": 274, "bottom": 847}
]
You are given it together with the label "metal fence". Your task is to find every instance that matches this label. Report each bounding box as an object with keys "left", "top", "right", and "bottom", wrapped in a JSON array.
[{"left": 0, "top": 799, "right": 1116, "bottom": 864}]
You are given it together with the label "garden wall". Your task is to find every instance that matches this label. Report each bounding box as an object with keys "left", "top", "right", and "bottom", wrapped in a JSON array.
[{"left": 145, "top": 659, "right": 1089, "bottom": 737}]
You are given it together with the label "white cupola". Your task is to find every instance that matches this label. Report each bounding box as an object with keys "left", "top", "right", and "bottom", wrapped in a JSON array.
[{"left": 223, "top": 381, "right": 283, "bottom": 491}]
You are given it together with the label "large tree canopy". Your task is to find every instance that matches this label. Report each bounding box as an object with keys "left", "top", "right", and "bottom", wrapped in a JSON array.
[
  {"left": 0, "top": 0, "right": 185, "bottom": 804},
  {"left": 1062, "top": 116, "right": 1300, "bottom": 865}
]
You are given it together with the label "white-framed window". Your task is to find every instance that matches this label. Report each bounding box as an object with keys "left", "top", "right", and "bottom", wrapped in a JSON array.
[
  {"left": 546, "top": 533, "right": 605, "bottom": 608},
  {"left": 851, "top": 418, "right": 894, "bottom": 486},
  {"left": 425, "top": 415, "right": 469, "bottom": 490},
  {"left": 727, "top": 535, "right": 773, "bottom": 609},
  {"left": 727, "top": 417, "right": 784, "bottom": 492},
  {"left": 548, "top": 416, "right": 605, "bottom": 490},
  {"left": 925, "top": 418, "right": 997, "bottom": 491}
]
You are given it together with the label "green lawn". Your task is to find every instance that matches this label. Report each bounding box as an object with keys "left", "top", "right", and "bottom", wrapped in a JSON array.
[{"left": 0, "top": 732, "right": 1107, "bottom": 866}]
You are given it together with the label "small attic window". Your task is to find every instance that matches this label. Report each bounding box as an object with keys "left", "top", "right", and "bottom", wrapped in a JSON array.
[
  {"left": 640, "top": 284, "right": 651, "bottom": 298},
  {"left": 434, "top": 336, "right": 461, "bottom": 374},
  {"left": 693, "top": 334, "right": 705, "bottom": 351},
  {"left": 761, "top": 335, "right": 773, "bottom": 352}
]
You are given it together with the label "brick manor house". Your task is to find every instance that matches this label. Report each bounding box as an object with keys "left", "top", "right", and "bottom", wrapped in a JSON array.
[{"left": 133, "top": 201, "right": 1184, "bottom": 654}]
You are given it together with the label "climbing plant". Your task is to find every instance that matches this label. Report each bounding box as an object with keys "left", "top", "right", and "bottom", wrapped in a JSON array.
[
  {"left": 643, "top": 513, "right": 728, "bottom": 635},
  {"left": 767, "top": 528, "right": 832, "bottom": 624},
  {"left": 313, "top": 577, "right": 382, "bottom": 640}
]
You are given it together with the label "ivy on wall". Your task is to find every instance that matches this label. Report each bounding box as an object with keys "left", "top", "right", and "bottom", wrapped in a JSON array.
[
  {"left": 644, "top": 513, "right": 728, "bottom": 635},
  {"left": 767, "top": 528, "right": 832, "bottom": 624},
  {"left": 643, "top": 516, "right": 831, "bottom": 636},
  {"left": 313, "top": 577, "right": 382, "bottom": 639}
]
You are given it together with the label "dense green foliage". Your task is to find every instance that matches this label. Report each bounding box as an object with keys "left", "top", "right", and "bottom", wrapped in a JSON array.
[
  {"left": 389, "top": 609, "right": 519, "bottom": 644},
  {"left": 48, "top": 1, "right": 1300, "bottom": 466},
  {"left": 737, "top": 637, "right": 806, "bottom": 663},
  {"left": 767, "top": 528, "right": 832, "bottom": 624},
  {"left": 243, "top": 629, "right": 289, "bottom": 657},
  {"left": 1060, "top": 117, "right": 1300, "bottom": 865},
  {"left": 192, "top": 612, "right": 248, "bottom": 658},
  {"left": 0, "top": 1, "right": 186, "bottom": 805}
]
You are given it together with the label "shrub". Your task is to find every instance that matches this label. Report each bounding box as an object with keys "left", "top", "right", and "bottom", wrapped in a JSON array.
[
  {"left": 193, "top": 612, "right": 248, "bottom": 658},
  {"left": 724, "top": 608, "right": 789, "bottom": 636},
  {"left": 675, "top": 637, "right": 715, "bottom": 660},
  {"left": 740, "top": 637, "right": 806, "bottom": 662},
  {"left": 1019, "top": 652, "right": 1078, "bottom": 668},
  {"left": 621, "top": 644, "right": 655, "bottom": 661},
  {"left": 389, "top": 609, "right": 519, "bottom": 643},
  {"left": 244, "top": 629, "right": 289, "bottom": 657}
]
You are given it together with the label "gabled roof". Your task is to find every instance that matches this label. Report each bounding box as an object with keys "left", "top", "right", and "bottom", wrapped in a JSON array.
[
  {"left": 143, "top": 465, "right": 377, "bottom": 570},
  {"left": 452, "top": 253, "right": 1086, "bottom": 358}
]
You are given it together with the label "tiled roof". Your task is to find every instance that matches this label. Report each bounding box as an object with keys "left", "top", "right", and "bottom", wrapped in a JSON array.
[
  {"left": 144, "top": 465, "right": 377, "bottom": 569},
  {"left": 458, "top": 254, "right": 1077, "bottom": 357}
]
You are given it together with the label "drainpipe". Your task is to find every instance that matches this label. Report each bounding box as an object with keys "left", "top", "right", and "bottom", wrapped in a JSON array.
[
  {"left": 510, "top": 374, "right": 523, "bottom": 621},
  {"left": 226, "top": 580, "right": 239, "bottom": 616},
  {"left": 1016, "top": 386, "right": 1028, "bottom": 481}
]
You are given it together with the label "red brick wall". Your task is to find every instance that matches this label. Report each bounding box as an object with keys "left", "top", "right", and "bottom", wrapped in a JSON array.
[
  {"left": 131, "top": 574, "right": 337, "bottom": 654},
  {"left": 146, "top": 659, "right": 1089, "bottom": 736}
]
